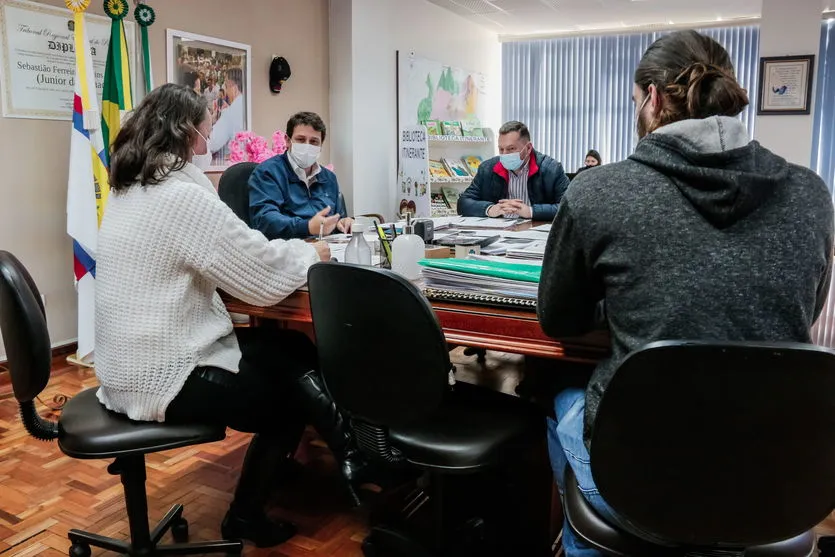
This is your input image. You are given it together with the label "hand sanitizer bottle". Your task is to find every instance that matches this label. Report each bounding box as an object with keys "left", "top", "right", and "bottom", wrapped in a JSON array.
[
  {"left": 392, "top": 214, "right": 425, "bottom": 280},
  {"left": 345, "top": 223, "right": 372, "bottom": 265}
]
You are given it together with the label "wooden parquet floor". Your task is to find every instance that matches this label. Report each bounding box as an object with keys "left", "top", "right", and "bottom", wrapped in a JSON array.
[
  {"left": 0, "top": 348, "right": 525, "bottom": 557},
  {"left": 7, "top": 350, "right": 835, "bottom": 556},
  {"left": 0, "top": 356, "right": 371, "bottom": 557}
]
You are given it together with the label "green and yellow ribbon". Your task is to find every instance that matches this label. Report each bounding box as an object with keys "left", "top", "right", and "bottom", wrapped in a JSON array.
[
  {"left": 103, "top": 0, "right": 128, "bottom": 19},
  {"left": 65, "top": 0, "right": 91, "bottom": 12},
  {"left": 134, "top": 2, "right": 155, "bottom": 94}
]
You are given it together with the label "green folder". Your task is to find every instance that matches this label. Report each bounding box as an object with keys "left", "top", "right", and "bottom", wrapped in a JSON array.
[{"left": 419, "top": 258, "right": 541, "bottom": 283}]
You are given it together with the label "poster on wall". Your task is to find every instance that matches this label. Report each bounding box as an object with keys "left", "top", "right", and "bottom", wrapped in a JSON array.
[
  {"left": 167, "top": 29, "right": 252, "bottom": 171},
  {"left": 0, "top": 0, "right": 136, "bottom": 121},
  {"left": 397, "top": 51, "right": 488, "bottom": 129},
  {"left": 398, "top": 125, "right": 430, "bottom": 218},
  {"left": 757, "top": 54, "right": 815, "bottom": 116}
]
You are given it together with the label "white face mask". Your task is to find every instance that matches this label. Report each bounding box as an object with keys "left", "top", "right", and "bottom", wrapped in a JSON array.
[
  {"left": 500, "top": 152, "right": 523, "bottom": 172},
  {"left": 290, "top": 142, "right": 321, "bottom": 170},
  {"left": 500, "top": 143, "right": 530, "bottom": 172},
  {"left": 192, "top": 130, "right": 212, "bottom": 171}
]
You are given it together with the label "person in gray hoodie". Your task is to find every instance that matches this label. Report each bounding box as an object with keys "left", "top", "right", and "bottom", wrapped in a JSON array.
[{"left": 538, "top": 30, "right": 834, "bottom": 556}]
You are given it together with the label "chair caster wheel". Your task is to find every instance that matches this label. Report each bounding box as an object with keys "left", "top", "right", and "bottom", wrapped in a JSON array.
[
  {"left": 171, "top": 517, "right": 189, "bottom": 543},
  {"left": 69, "top": 543, "right": 91, "bottom": 557}
]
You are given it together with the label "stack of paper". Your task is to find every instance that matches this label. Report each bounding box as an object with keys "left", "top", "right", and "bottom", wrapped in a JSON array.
[
  {"left": 480, "top": 237, "right": 537, "bottom": 256},
  {"left": 389, "top": 216, "right": 457, "bottom": 233},
  {"left": 451, "top": 217, "right": 529, "bottom": 229},
  {"left": 419, "top": 259, "right": 540, "bottom": 301},
  {"left": 390, "top": 216, "right": 532, "bottom": 234},
  {"left": 506, "top": 240, "right": 547, "bottom": 261},
  {"left": 468, "top": 254, "right": 543, "bottom": 266}
]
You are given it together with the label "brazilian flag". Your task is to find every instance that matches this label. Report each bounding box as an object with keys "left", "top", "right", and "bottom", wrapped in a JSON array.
[{"left": 101, "top": 0, "right": 133, "bottom": 166}]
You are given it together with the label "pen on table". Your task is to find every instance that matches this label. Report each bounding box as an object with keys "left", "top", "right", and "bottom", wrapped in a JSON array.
[{"left": 376, "top": 223, "right": 393, "bottom": 262}]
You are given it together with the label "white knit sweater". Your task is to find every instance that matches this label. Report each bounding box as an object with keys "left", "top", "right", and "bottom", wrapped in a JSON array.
[{"left": 94, "top": 162, "right": 319, "bottom": 422}]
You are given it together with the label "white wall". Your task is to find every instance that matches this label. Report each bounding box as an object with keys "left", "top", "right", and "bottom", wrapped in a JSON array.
[
  {"left": 330, "top": 0, "right": 501, "bottom": 218},
  {"left": 0, "top": 0, "right": 331, "bottom": 362},
  {"left": 754, "top": 0, "right": 822, "bottom": 167},
  {"left": 329, "top": 0, "right": 354, "bottom": 214}
]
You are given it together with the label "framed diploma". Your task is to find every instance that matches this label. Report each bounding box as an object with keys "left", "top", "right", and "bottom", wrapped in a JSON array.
[
  {"left": 757, "top": 54, "right": 815, "bottom": 115},
  {"left": 0, "top": 0, "right": 136, "bottom": 120}
]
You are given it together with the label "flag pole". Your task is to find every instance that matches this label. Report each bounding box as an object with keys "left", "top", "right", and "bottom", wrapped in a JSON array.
[{"left": 66, "top": 0, "right": 107, "bottom": 368}]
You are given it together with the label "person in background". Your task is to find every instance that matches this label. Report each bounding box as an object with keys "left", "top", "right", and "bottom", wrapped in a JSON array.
[
  {"left": 202, "top": 75, "right": 219, "bottom": 107},
  {"left": 216, "top": 87, "right": 228, "bottom": 114},
  {"left": 575, "top": 149, "right": 602, "bottom": 174},
  {"left": 190, "top": 73, "right": 202, "bottom": 96},
  {"left": 537, "top": 30, "right": 833, "bottom": 557},
  {"left": 208, "top": 67, "right": 246, "bottom": 162},
  {"left": 94, "top": 83, "right": 344, "bottom": 549},
  {"left": 458, "top": 121, "right": 570, "bottom": 221},
  {"left": 249, "top": 111, "right": 353, "bottom": 239}
]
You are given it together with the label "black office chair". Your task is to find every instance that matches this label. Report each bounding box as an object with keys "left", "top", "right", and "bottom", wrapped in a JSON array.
[
  {"left": 307, "top": 263, "right": 548, "bottom": 556},
  {"left": 218, "top": 161, "right": 258, "bottom": 225},
  {"left": 563, "top": 340, "right": 835, "bottom": 556},
  {"left": 0, "top": 251, "right": 242, "bottom": 557}
]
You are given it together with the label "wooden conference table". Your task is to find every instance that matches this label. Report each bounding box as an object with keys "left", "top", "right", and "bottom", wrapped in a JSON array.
[
  {"left": 221, "top": 220, "right": 607, "bottom": 550},
  {"left": 223, "top": 288, "right": 609, "bottom": 363},
  {"left": 222, "top": 220, "right": 609, "bottom": 363}
]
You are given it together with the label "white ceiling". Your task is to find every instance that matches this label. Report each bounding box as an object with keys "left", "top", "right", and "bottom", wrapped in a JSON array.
[{"left": 425, "top": 0, "right": 831, "bottom": 38}]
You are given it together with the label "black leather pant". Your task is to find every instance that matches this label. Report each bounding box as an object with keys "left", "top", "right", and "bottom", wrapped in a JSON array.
[
  {"left": 166, "top": 326, "right": 315, "bottom": 431},
  {"left": 166, "top": 326, "right": 317, "bottom": 515}
]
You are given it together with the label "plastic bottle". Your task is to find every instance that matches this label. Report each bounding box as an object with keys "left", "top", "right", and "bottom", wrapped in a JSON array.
[
  {"left": 391, "top": 214, "right": 425, "bottom": 280},
  {"left": 344, "top": 223, "right": 372, "bottom": 265}
]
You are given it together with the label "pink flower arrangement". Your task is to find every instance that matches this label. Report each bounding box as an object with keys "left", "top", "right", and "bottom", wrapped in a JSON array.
[
  {"left": 229, "top": 130, "right": 288, "bottom": 163},
  {"left": 229, "top": 130, "right": 334, "bottom": 171}
]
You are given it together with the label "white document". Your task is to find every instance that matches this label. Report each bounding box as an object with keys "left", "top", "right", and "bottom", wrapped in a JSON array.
[
  {"left": 480, "top": 238, "right": 536, "bottom": 256},
  {"left": 506, "top": 240, "right": 547, "bottom": 261},
  {"left": 451, "top": 217, "right": 529, "bottom": 229},
  {"left": 468, "top": 254, "right": 544, "bottom": 267}
]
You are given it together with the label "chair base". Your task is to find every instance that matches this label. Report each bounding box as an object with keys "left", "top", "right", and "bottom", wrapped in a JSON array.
[
  {"left": 362, "top": 525, "right": 439, "bottom": 557},
  {"left": 365, "top": 465, "right": 551, "bottom": 557},
  {"left": 65, "top": 454, "right": 243, "bottom": 557},
  {"left": 461, "top": 347, "right": 487, "bottom": 363},
  {"left": 67, "top": 503, "right": 242, "bottom": 557}
]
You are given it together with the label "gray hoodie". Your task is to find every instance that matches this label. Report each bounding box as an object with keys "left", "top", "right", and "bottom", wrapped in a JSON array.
[{"left": 537, "top": 116, "right": 834, "bottom": 446}]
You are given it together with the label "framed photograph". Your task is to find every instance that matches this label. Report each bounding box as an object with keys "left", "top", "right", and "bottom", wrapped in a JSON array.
[
  {"left": 166, "top": 29, "right": 252, "bottom": 171},
  {"left": 757, "top": 55, "right": 815, "bottom": 116}
]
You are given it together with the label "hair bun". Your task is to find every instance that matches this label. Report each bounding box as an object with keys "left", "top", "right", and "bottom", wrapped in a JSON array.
[
  {"left": 675, "top": 62, "right": 728, "bottom": 87},
  {"left": 669, "top": 62, "right": 748, "bottom": 119},
  {"left": 635, "top": 31, "right": 750, "bottom": 129}
]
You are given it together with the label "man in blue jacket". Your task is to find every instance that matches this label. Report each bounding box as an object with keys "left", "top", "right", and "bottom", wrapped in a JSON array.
[
  {"left": 458, "top": 121, "right": 570, "bottom": 221},
  {"left": 249, "top": 112, "right": 353, "bottom": 239}
]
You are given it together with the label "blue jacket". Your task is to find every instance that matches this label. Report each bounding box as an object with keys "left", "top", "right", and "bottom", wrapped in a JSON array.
[
  {"left": 248, "top": 153, "right": 347, "bottom": 240},
  {"left": 457, "top": 150, "right": 570, "bottom": 222}
]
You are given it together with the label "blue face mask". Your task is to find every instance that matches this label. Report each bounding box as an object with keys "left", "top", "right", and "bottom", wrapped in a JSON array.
[{"left": 500, "top": 152, "right": 523, "bottom": 171}]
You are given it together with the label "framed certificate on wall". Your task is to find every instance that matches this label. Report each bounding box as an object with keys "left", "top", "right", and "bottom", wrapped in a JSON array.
[{"left": 757, "top": 54, "right": 815, "bottom": 116}]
